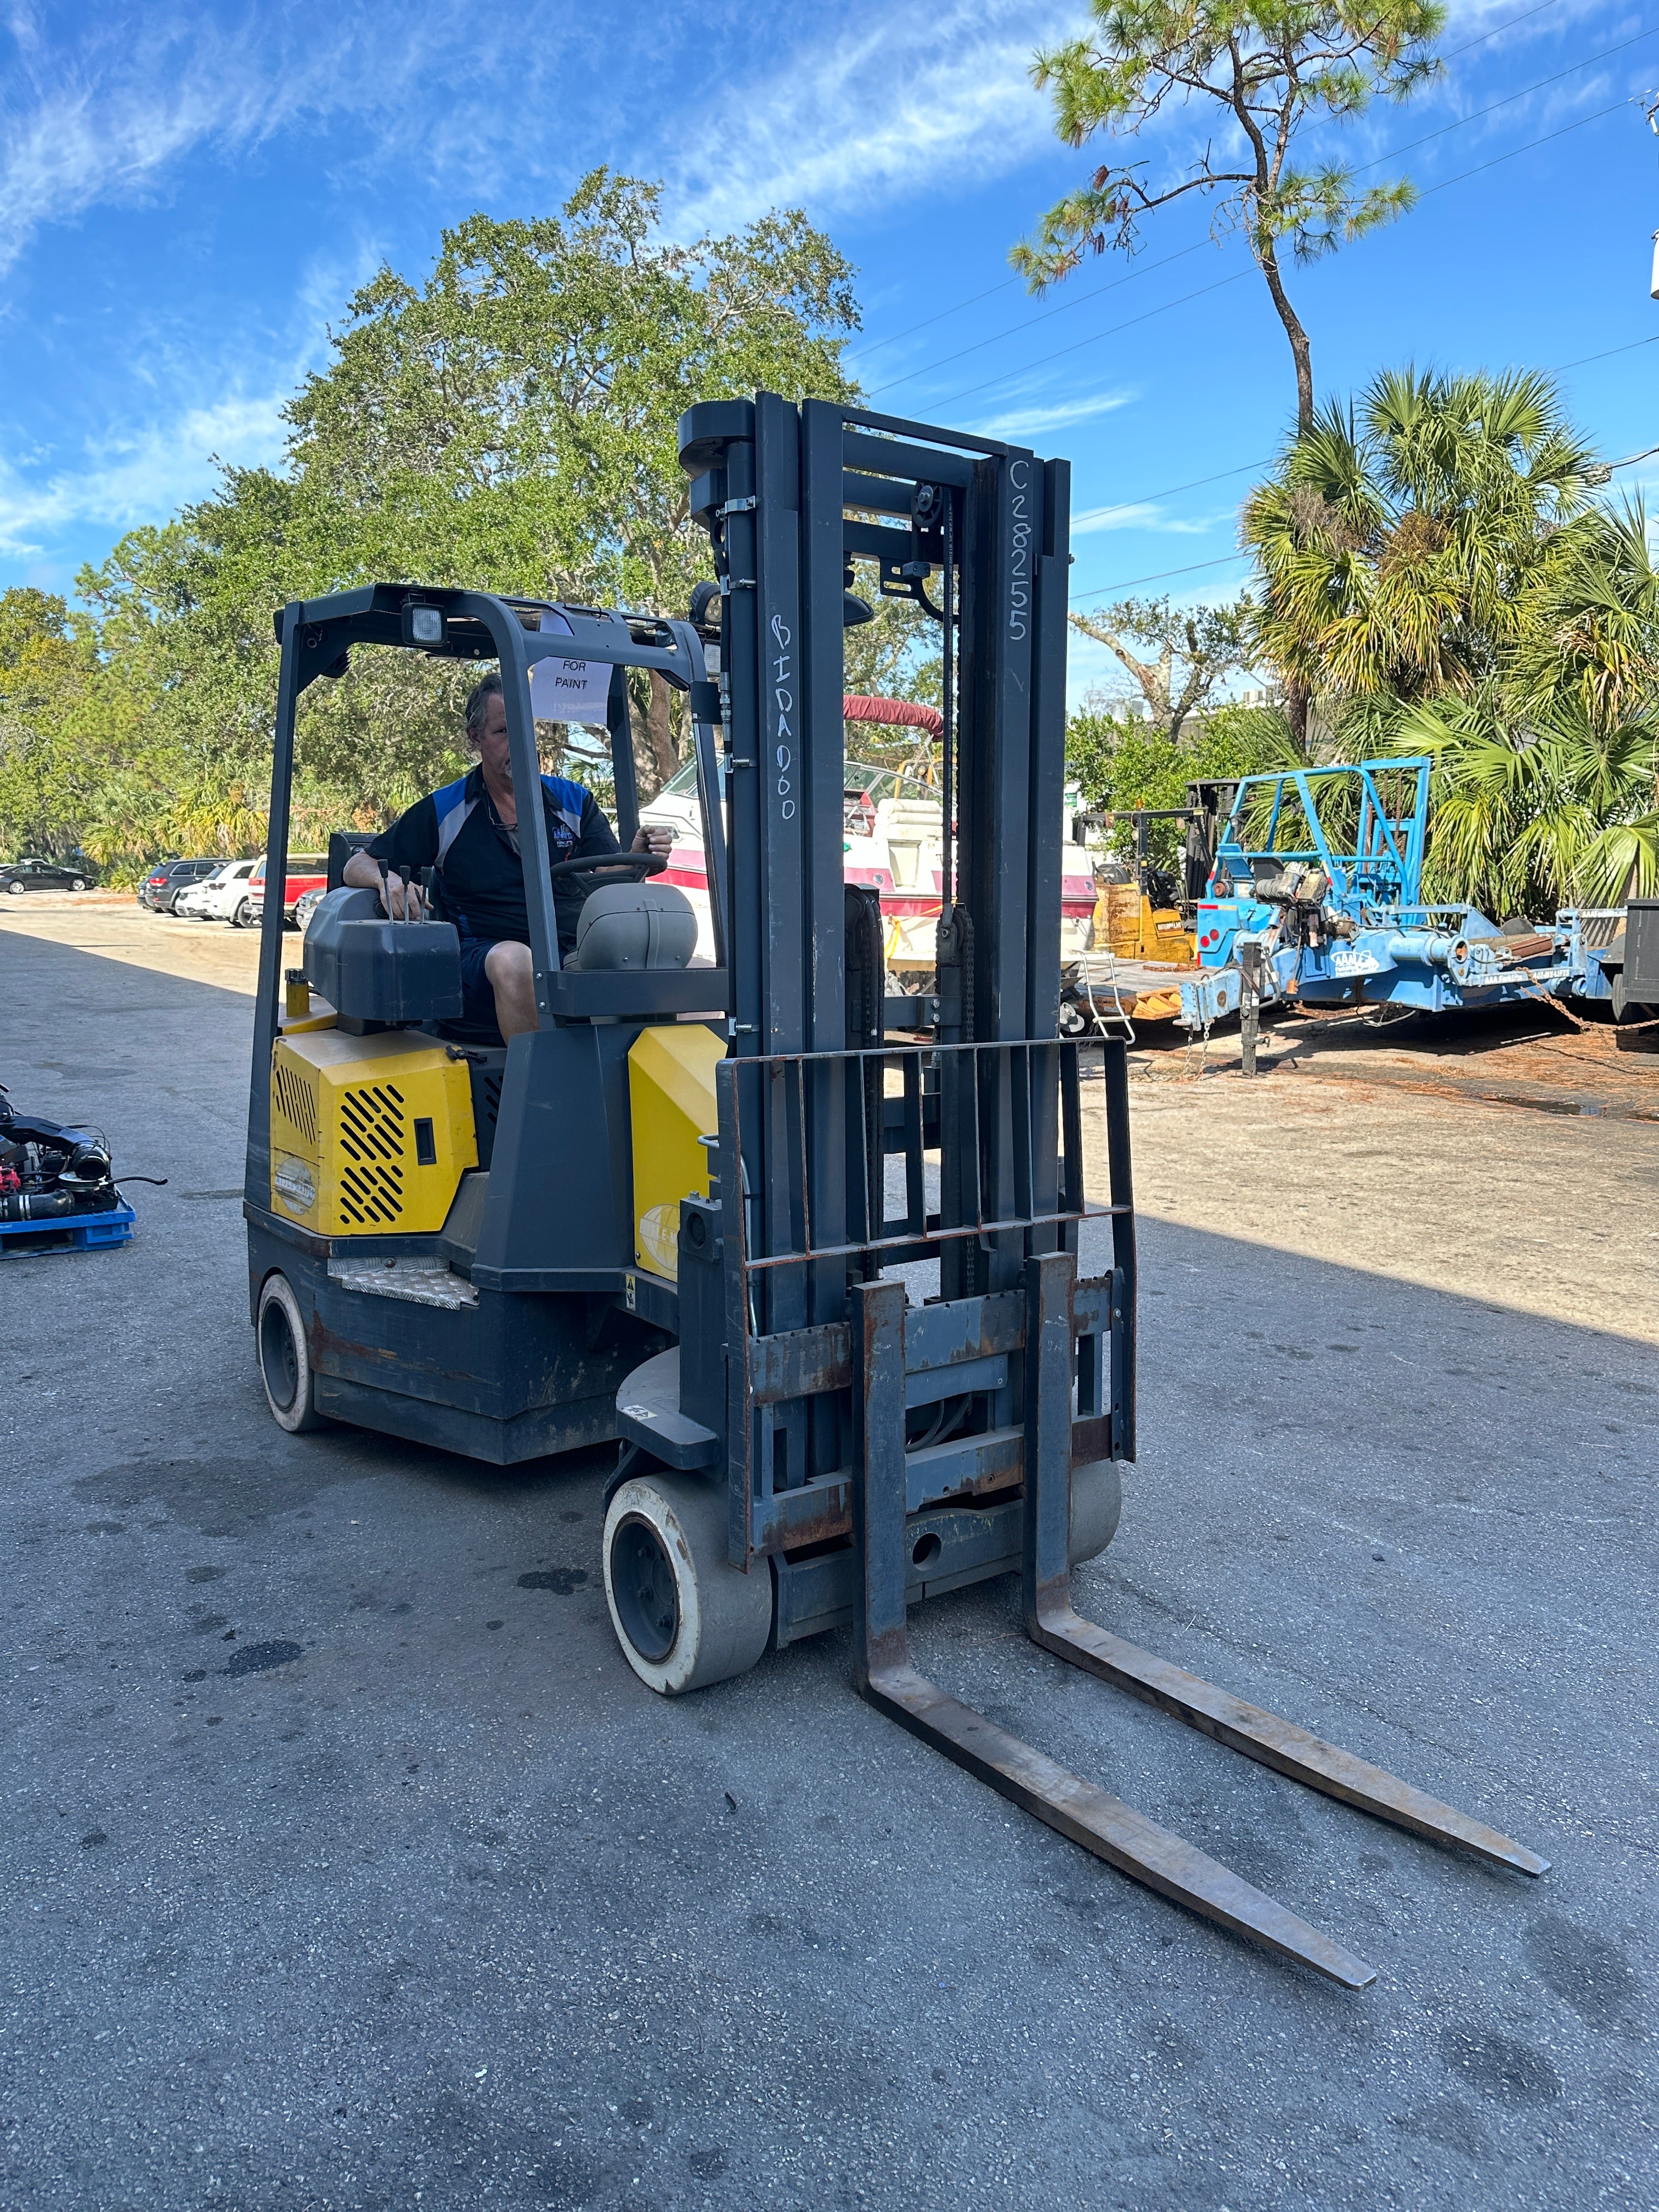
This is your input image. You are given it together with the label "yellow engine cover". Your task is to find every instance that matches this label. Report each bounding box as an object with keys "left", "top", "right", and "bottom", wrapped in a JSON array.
[
  {"left": 269, "top": 1029, "right": 477, "bottom": 1237},
  {"left": 627, "top": 1023, "right": 724, "bottom": 1279},
  {"left": 1093, "top": 882, "right": 1197, "bottom": 965}
]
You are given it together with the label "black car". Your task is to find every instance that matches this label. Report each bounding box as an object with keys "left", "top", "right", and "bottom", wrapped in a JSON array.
[
  {"left": 0, "top": 855, "right": 99, "bottom": 896},
  {"left": 138, "top": 857, "right": 218, "bottom": 913}
]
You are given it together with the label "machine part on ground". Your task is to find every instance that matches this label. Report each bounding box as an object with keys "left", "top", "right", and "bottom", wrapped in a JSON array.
[
  {"left": 0, "top": 1089, "right": 134, "bottom": 1257},
  {"left": 1180, "top": 761, "right": 1633, "bottom": 1034},
  {"left": 602, "top": 1469, "right": 774, "bottom": 1694},
  {"left": 242, "top": 403, "right": 1548, "bottom": 1987},
  {"left": 1058, "top": 804, "right": 1203, "bottom": 1035}
]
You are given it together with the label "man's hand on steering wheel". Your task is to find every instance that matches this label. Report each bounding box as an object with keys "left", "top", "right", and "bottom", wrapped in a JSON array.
[{"left": 632, "top": 823, "right": 673, "bottom": 860}]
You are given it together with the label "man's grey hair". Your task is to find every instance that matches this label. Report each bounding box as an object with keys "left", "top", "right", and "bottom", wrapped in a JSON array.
[{"left": 464, "top": 672, "right": 503, "bottom": 749}]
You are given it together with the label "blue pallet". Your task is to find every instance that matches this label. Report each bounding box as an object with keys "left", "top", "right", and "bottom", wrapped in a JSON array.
[{"left": 0, "top": 1197, "right": 136, "bottom": 1259}]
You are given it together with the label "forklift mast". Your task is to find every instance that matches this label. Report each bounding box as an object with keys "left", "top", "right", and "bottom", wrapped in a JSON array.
[
  {"left": 633, "top": 396, "right": 1547, "bottom": 1985},
  {"left": 663, "top": 398, "right": 1127, "bottom": 1596}
]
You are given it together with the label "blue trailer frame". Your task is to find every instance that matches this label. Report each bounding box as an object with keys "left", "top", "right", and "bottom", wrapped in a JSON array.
[{"left": 1178, "top": 758, "right": 1626, "bottom": 1030}]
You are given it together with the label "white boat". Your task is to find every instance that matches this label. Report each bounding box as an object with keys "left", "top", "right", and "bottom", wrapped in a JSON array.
[{"left": 637, "top": 696, "right": 1096, "bottom": 980}]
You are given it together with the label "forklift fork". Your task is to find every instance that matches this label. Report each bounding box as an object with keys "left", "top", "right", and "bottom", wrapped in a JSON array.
[{"left": 850, "top": 1259, "right": 1547, "bottom": 1989}]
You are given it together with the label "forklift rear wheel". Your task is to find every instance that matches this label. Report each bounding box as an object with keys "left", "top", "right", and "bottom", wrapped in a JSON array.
[
  {"left": 257, "top": 1272, "right": 323, "bottom": 1434},
  {"left": 603, "top": 1472, "right": 773, "bottom": 1695}
]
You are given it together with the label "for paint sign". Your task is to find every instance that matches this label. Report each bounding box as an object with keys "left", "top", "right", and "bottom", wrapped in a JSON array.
[{"left": 528, "top": 655, "right": 613, "bottom": 728}]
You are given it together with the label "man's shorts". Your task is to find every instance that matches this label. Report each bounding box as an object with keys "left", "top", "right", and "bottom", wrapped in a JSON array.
[{"left": 455, "top": 932, "right": 506, "bottom": 1047}]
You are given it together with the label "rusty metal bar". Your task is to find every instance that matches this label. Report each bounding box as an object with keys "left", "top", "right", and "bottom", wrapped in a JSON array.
[
  {"left": 1025, "top": 1604, "right": 1550, "bottom": 1878},
  {"left": 740, "top": 1204, "right": 1121, "bottom": 1273},
  {"left": 849, "top": 1261, "right": 1378, "bottom": 1987},
  {"left": 863, "top": 1666, "right": 1378, "bottom": 1988}
]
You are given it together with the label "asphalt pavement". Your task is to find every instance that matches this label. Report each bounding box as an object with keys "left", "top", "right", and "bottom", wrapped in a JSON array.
[{"left": 1, "top": 921, "right": 1654, "bottom": 2212}]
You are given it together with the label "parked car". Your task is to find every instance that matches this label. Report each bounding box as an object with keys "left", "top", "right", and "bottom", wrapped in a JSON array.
[
  {"left": 172, "top": 863, "right": 234, "bottom": 919},
  {"left": 139, "top": 857, "right": 219, "bottom": 913},
  {"left": 189, "top": 857, "right": 262, "bottom": 926},
  {"left": 1, "top": 855, "right": 99, "bottom": 895},
  {"left": 293, "top": 885, "right": 326, "bottom": 933},
  {"left": 246, "top": 853, "right": 328, "bottom": 928}
]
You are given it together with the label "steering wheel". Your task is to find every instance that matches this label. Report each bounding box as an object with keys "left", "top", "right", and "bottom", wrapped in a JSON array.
[{"left": 546, "top": 850, "right": 667, "bottom": 885}]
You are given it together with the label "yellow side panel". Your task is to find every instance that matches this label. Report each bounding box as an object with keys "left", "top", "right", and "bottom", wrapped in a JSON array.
[
  {"left": 627, "top": 1022, "right": 725, "bottom": 1280},
  {"left": 269, "top": 1028, "right": 477, "bottom": 1237},
  {"left": 1091, "top": 883, "right": 1195, "bottom": 963}
]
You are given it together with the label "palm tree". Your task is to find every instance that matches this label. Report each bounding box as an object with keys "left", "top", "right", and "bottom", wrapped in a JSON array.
[
  {"left": 1245, "top": 367, "right": 1600, "bottom": 722},
  {"left": 1243, "top": 368, "right": 1659, "bottom": 910}
]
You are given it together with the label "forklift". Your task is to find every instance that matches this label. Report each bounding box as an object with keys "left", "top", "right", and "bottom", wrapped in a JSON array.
[{"left": 245, "top": 395, "right": 1545, "bottom": 1986}]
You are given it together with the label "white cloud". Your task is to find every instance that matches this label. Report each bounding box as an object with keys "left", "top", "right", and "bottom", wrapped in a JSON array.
[
  {"left": 973, "top": 389, "right": 1135, "bottom": 439},
  {"left": 0, "top": 387, "right": 291, "bottom": 556},
  {"left": 0, "top": 225, "right": 365, "bottom": 559},
  {"left": 662, "top": 2, "right": 1077, "bottom": 236},
  {"left": 1071, "top": 501, "right": 1221, "bottom": 538},
  {"left": 0, "top": 5, "right": 579, "bottom": 277}
]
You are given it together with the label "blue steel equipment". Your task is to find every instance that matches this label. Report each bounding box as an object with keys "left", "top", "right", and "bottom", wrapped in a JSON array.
[{"left": 1177, "top": 758, "right": 1630, "bottom": 1033}]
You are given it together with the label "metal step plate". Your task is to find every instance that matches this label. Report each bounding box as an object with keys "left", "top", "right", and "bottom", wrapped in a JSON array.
[{"left": 326, "top": 1256, "right": 478, "bottom": 1310}]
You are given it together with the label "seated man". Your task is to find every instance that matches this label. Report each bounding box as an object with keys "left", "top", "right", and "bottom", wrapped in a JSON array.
[{"left": 343, "top": 672, "right": 670, "bottom": 1041}]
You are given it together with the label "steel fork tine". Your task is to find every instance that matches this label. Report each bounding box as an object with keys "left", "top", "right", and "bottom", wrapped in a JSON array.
[{"left": 851, "top": 1274, "right": 1378, "bottom": 1989}]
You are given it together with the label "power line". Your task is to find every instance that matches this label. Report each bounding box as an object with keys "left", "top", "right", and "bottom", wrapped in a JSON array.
[
  {"left": 861, "top": 0, "right": 1596, "bottom": 399},
  {"left": 940, "top": 84, "right": 1641, "bottom": 421},
  {"left": 934, "top": 267, "right": 1255, "bottom": 411},
  {"left": 1418, "top": 92, "right": 1635, "bottom": 198},
  {"left": 1439, "top": 0, "right": 1562, "bottom": 63},
  {"left": 1072, "top": 552, "right": 1252, "bottom": 597},
  {"left": 1068, "top": 336, "right": 1659, "bottom": 602},
  {"left": 1351, "top": 22, "right": 1659, "bottom": 177},
  {"left": 847, "top": 0, "right": 1566, "bottom": 375},
  {"left": 867, "top": 238, "right": 1212, "bottom": 396}
]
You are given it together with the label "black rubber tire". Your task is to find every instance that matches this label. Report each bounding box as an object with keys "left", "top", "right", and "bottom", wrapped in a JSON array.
[
  {"left": 234, "top": 900, "right": 253, "bottom": 929},
  {"left": 603, "top": 1471, "right": 773, "bottom": 1695},
  {"left": 5, "top": 880, "right": 21, "bottom": 896},
  {"left": 1057, "top": 997, "right": 1090, "bottom": 1040},
  {"left": 1069, "top": 1458, "right": 1123, "bottom": 1565},
  {"left": 69, "top": 877, "right": 86, "bottom": 892},
  {"left": 257, "top": 1272, "right": 324, "bottom": 1434}
]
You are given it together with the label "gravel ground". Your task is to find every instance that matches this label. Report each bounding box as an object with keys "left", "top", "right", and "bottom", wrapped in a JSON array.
[{"left": 1, "top": 904, "right": 1654, "bottom": 2212}]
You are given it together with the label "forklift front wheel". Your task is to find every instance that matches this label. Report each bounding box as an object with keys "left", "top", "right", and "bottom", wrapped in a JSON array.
[
  {"left": 257, "top": 1272, "right": 324, "bottom": 1435},
  {"left": 603, "top": 1472, "right": 773, "bottom": 1696},
  {"left": 1070, "top": 1458, "right": 1122, "bottom": 1565}
]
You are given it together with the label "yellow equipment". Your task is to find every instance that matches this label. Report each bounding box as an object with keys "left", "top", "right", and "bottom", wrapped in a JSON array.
[
  {"left": 627, "top": 1022, "right": 723, "bottom": 1279},
  {"left": 1092, "top": 879, "right": 1196, "bottom": 965},
  {"left": 269, "top": 1028, "right": 477, "bottom": 1237}
]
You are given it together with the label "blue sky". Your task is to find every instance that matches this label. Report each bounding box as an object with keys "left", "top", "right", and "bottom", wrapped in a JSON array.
[{"left": 2, "top": 0, "right": 1656, "bottom": 704}]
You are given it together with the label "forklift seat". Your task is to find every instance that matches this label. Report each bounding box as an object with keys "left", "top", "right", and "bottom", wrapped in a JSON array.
[{"left": 572, "top": 882, "right": 698, "bottom": 972}]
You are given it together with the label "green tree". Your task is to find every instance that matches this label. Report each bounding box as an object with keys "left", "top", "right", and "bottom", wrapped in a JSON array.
[
  {"left": 1244, "top": 366, "right": 1602, "bottom": 716},
  {"left": 1069, "top": 591, "right": 1255, "bottom": 738},
  {"left": 282, "top": 173, "right": 858, "bottom": 794},
  {"left": 1014, "top": 1, "right": 1443, "bottom": 430},
  {"left": 77, "top": 170, "right": 863, "bottom": 842},
  {"left": 1066, "top": 692, "right": 1295, "bottom": 869}
]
